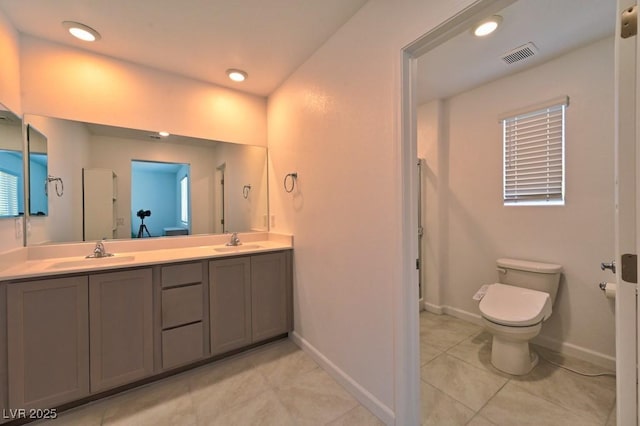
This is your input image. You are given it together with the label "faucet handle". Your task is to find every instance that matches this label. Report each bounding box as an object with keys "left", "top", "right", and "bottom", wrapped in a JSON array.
[{"left": 226, "top": 232, "right": 241, "bottom": 246}]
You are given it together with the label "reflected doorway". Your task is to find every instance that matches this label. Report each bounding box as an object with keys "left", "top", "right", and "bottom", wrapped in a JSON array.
[
  {"left": 130, "top": 160, "right": 191, "bottom": 238},
  {"left": 215, "top": 163, "right": 226, "bottom": 234}
]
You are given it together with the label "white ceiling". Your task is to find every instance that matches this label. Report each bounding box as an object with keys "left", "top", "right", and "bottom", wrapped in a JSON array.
[
  {"left": 0, "top": 0, "right": 368, "bottom": 97},
  {"left": 416, "top": 0, "right": 616, "bottom": 104},
  {"left": 0, "top": 0, "right": 617, "bottom": 102}
]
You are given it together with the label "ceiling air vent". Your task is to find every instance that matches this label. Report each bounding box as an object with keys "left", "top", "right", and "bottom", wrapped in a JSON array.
[{"left": 501, "top": 42, "right": 537, "bottom": 64}]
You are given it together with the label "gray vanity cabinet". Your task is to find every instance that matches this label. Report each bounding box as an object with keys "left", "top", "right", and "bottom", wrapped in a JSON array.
[
  {"left": 2, "top": 249, "right": 292, "bottom": 417},
  {"left": 251, "top": 252, "right": 292, "bottom": 342},
  {"left": 6, "top": 276, "right": 90, "bottom": 410},
  {"left": 89, "top": 269, "right": 153, "bottom": 392},
  {"left": 209, "top": 251, "right": 293, "bottom": 356},
  {"left": 160, "top": 262, "right": 207, "bottom": 370},
  {"left": 209, "top": 257, "right": 252, "bottom": 355}
]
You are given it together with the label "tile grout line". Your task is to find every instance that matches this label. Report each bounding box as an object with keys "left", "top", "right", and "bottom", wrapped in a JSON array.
[
  {"left": 467, "top": 376, "right": 510, "bottom": 424},
  {"left": 506, "top": 377, "right": 608, "bottom": 426}
]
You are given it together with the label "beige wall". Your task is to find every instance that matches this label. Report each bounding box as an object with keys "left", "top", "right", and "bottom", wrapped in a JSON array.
[
  {"left": 418, "top": 37, "right": 616, "bottom": 366},
  {"left": 0, "top": 8, "right": 22, "bottom": 253},
  {"left": 0, "top": 8, "right": 20, "bottom": 114},
  {"left": 20, "top": 36, "right": 267, "bottom": 147},
  {"left": 268, "top": 0, "right": 478, "bottom": 420},
  {"left": 214, "top": 143, "right": 269, "bottom": 233},
  {"left": 25, "top": 115, "right": 91, "bottom": 244},
  {"left": 87, "top": 133, "right": 220, "bottom": 239}
]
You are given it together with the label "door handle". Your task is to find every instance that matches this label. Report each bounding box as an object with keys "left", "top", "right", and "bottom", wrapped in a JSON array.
[{"left": 601, "top": 261, "right": 616, "bottom": 274}]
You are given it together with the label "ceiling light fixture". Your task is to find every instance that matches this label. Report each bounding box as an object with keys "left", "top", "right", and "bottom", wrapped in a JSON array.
[
  {"left": 472, "top": 15, "right": 502, "bottom": 37},
  {"left": 62, "top": 21, "right": 101, "bottom": 42},
  {"left": 158, "top": 131, "right": 170, "bottom": 137},
  {"left": 226, "top": 69, "right": 248, "bottom": 82}
]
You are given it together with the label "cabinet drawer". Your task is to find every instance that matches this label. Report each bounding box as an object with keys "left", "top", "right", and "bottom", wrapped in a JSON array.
[
  {"left": 162, "top": 284, "right": 203, "bottom": 329},
  {"left": 162, "top": 322, "right": 203, "bottom": 370},
  {"left": 161, "top": 263, "right": 202, "bottom": 288}
]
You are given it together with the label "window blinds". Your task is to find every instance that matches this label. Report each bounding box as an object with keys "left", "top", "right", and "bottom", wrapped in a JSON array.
[
  {"left": 0, "top": 170, "right": 19, "bottom": 216},
  {"left": 503, "top": 100, "right": 566, "bottom": 205}
]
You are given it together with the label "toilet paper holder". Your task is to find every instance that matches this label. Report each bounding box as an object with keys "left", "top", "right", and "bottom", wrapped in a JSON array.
[{"left": 599, "top": 281, "right": 617, "bottom": 299}]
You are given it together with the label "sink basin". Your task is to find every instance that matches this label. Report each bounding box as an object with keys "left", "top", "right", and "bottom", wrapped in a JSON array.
[
  {"left": 213, "top": 244, "right": 262, "bottom": 253},
  {"left": 48, "top": 255, "right": 136, "bottom": 270}
]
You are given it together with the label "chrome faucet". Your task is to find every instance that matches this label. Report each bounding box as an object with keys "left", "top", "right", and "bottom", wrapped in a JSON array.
[
  {"left": 87, "top": 241, "right": 113, "bottom": 258},
  {"left": 226, "top": 232, "right": 242, "bottom": 246}
]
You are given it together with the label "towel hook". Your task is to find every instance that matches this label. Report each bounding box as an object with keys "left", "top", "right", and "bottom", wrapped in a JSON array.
[
  {"left": 284, "top": 172, "right": 297, "bottom": 193},
  {"left": 242, "top": 185, "right": 251, "bottom": 199},
  {"left": 45, "top": 175, "right": 64, "bottom": 197}
]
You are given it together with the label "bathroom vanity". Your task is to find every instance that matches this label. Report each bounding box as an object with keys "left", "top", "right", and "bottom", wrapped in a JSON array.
[{"left": 0, "top": 235, "right": 292, "bottom": 421}]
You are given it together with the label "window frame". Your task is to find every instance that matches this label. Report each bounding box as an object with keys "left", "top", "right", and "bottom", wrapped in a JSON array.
[
  {"left": 501, "top": 96, "right": 568, "bottom": 206},
  {"left": 180, "top": 174, "right": 189, "bottom": 224}
]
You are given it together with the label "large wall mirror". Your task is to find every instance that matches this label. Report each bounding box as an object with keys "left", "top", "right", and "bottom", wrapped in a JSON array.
[
  {"left": 0, "top": 104, "right": 24, "bottom": 218},
  {"left": 24, "top": 114, "right": 268, "bottom": 246}
]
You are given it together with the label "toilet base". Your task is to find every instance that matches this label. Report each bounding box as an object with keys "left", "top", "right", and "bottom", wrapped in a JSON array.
[{"left": 490, "top": 334, "right": 538, "bottom": 375}]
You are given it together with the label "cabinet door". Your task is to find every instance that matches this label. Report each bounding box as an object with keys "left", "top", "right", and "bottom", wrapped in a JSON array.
[
  {"left": 89, "top": 269, "right": 153, "bottom": 392},
  {"left": 251, "top": 252, "right": 292, "bottom": 342},
  {"left": 209, "top": 257, "right": 251, "bottom": 355},
  {"left": 7, "top": 276, "right": 89, "bottom": 410}
]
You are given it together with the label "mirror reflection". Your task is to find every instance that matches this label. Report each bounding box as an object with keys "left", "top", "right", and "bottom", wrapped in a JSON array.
[
  {"left": 0, "top": 105, "right": 23, "bottom": 218},
  {"left": 24, "top": 114, "right": 268, "bottom": 245},
  {"left": 27, "top": 124, "right": 49, "bottom": 216},
  {"left": 130, "top": 160, "right": 191, "bottom": 238}
]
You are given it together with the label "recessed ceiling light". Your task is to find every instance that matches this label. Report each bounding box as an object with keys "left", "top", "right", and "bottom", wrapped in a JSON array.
[
  {"left": 472, "top": 15, "right": 502, "bottom": 37},
  {"left": 158, "top": 131, "right": 170, "bottom": 137},
  {"left": 62, "top": 21, "right": 101, "bottom": 42},
  {"left": 226, "top": 69, "right": 248, "bottom": 82}
]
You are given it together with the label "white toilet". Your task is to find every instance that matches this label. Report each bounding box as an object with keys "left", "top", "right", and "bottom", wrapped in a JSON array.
[{"left": 478, "top": 258, "right": 562, "bottom": 375}]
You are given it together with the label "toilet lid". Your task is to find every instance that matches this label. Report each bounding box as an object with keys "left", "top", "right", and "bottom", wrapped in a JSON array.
[{"left": 479, "top": 283, "right": 552, "bottom": 327}]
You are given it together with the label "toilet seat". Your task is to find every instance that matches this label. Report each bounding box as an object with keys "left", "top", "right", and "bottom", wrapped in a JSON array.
[{"left": 479, "top": 283, "right": 552, "bottom": 327}]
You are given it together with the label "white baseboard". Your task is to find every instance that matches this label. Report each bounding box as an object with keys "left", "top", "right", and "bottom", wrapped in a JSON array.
[
  {"left": 424, "top": 304, "right": 615, "bottom": 371},
  {"left": 423, "top": 301, "right": 443, "bottom": 315},
  {"left": 441, "top": 305, "right": 483, "bottom": 326},
  {"left": 289, "top": 331, "right": 395, "bottom": 425},
  {"left": 532, "top": 334, "right": 616, "bottom": 371}
]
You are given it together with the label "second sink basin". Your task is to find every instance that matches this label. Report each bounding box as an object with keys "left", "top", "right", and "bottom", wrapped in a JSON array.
[
  {"left": 213, "top": 244, "right": 262, "bottom": 253},
  {"left": 49, "top": 255, "right": 136, "bottom": 270}
]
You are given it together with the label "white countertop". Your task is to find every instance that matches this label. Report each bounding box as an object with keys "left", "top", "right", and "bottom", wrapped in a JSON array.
[{"left": 0, "top": 233, "right": 292, "bottom": 281}]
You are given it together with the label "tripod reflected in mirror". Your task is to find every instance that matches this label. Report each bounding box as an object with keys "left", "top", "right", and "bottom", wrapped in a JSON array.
[{"left": 136, "top": 209, "right": 152, "bottom": 238}]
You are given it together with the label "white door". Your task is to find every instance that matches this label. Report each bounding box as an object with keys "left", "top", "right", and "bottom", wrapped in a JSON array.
[{"left": 615, "top": 1, "right": 639, "bottom": 424}]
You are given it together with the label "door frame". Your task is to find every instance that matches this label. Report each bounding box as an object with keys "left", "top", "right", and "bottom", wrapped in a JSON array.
[
  {"left": 398, "top": 0, "right": 515, "bottom": 423},
  {"left": 615, "top": 0, "right": 639, "bottom": 424}
]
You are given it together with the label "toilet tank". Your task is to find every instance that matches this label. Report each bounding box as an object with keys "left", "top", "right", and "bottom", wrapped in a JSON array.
[{"left": 496, "top": 258, "right": 563, "bottom": 304}]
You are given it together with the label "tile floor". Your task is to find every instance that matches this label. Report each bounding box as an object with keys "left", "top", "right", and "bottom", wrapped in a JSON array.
[
  {"left": 39, "top": 339, "right": 384, "bottom": 426},
  {"left": 37, "top": 312, "right": 617, "bottom": 426},
  {"left": 420, "top": 311, "right": 617, "bottom": 426}
]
